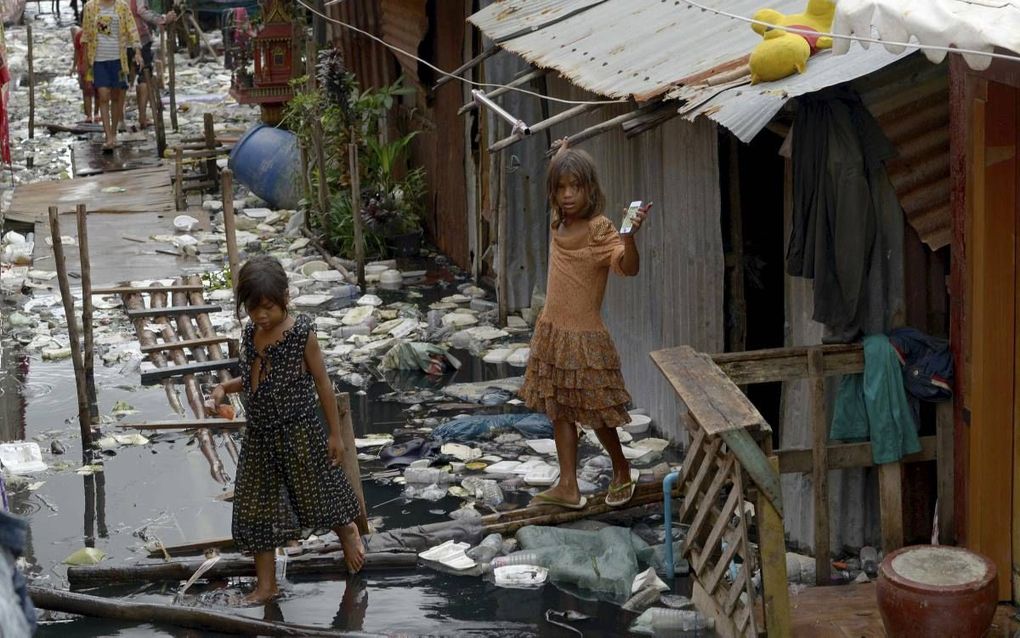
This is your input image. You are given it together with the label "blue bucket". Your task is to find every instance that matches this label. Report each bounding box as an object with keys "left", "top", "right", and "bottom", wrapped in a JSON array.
[{"left": 228, "top": 124, "right": 302, "bottom": 210}]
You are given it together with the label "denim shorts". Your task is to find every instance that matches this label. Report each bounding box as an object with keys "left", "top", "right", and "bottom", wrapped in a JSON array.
[{"left": 92, "top": 59, "right": 127, "bottom": 89}]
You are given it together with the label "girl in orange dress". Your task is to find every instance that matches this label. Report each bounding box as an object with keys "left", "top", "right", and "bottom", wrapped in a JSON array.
[{"left": 520, "top": 140, "right": 651, "bottom": 509}]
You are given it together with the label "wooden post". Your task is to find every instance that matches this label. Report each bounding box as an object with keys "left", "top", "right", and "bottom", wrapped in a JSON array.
[
  {"left": 879, "top": 462, "right": 905, "bottom": 553},
  {"left": 157, "top": 28, "right": 167, "bottom": 90},
  {"left": 75, "top": 204, "right": 98, "bottom": 423},
  {"left": 727, "top": 135, "right": 747, "bottom": 352},
  {"left": 335, "top": 392, "right": 369, "bottom": 535},
  {"left": 174, "top": 147, "right": 185, "bottom": 210},
  {"left": 168, "top": 26, "right": 178, "bottom": 131},
  {"left": 497, "top": 150, "right": 509, "bottom": 326},
  {"left": 313, "top": 120, "right": 329, "bottom": 220},
  {"left": 144, "top": 68, "right": 166, "bottom": 158},
  {"left": 49, "top": 207, "right": 93, "bottom": 457},
  {"left": 756, "top": 454, "right": 792, "bottom": 637},
  {"left": 348, "top": 129, "right": 365, "bottom": 288},
  {"left": 220, "top": 169, "right": 240, "bottom": 291},
  {"left": 936, "top": 399, "right": 955, "bottom": 544},
  {"left": 27, "top": 23, "right": 35, "bottom": 139},
  {"left": 305, "top": 37, "right": 316, "bottom": 91},
  {"left": 203, "top": 113, "right": 217, "bottom": 183},
  {"left": 807, "top": 347, "right": 830, "bottom": 585}
]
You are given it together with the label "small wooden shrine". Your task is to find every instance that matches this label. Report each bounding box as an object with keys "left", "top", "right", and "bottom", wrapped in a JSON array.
[{"left": 229, "top": 0, "right": 302, "bottom": 124}]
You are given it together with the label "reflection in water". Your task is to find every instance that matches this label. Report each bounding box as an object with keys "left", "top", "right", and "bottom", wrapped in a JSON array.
[
  {"left": 83, "top": 473, "right": 109, "bottom": 548},
  {"left": 334, "top": 574, "right": 368, "bottom": 632},
  {"left": 0, "top": 348, "right": 29, "bottom": 442}
]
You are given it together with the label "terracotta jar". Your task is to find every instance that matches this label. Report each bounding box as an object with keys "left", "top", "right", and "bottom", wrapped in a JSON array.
[{"left": 876, "top": 545, "right": 997, "bottom": 638}]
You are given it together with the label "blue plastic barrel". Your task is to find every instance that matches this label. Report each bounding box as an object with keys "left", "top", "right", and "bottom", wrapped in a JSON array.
[{"left": 228, "top": 124, "right": 302, "bottom": 210}]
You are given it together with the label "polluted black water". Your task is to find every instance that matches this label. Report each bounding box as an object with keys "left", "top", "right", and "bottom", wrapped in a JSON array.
[{"left": 0, "top": 277, "right": 687, "bottom": 637}]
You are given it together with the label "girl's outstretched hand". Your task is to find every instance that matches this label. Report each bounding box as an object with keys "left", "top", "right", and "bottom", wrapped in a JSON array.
[
  {"left": 625, "top": 202, "right": 653, "bottom": 236},
  {"left": 328, "top": 432, "right": 345, "bottom": 467}
]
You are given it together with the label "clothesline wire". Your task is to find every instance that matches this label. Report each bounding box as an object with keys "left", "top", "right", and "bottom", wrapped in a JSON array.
[
  {"left": 678, "top": 0, "right": 1020, "bottom": 66},
  {"left": 294, "top": 0, "right": 626, "bottom": 106}
]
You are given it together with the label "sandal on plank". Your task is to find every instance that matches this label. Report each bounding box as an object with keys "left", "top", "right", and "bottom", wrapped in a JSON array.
[
  {"left": 605, "top": 480, "right": 636, "bottom": 508},
  {"left": 531, "top": 492, "right": 588, "bottom": 510}
]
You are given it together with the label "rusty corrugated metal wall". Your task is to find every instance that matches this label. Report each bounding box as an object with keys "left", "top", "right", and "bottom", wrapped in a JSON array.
[
  {"left": 380, "top": 0, "right": 428, "bottom": 87},
  {"left": 326, "top": 0, "right": 398, "bottom": 90}
]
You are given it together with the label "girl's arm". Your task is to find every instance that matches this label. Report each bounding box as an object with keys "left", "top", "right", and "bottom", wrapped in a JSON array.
[
  {"left": 305, "top": 330, "right": 344, "bottom": 464},
  {"left": 215, "top": 377, "right": 243, "bottom": 395},
  {"left": 618, "top": 202, "right": 651, "bottom": 276}
]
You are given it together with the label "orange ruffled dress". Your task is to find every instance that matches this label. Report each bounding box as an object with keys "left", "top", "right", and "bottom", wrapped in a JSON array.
[{"left": 520, "top": 215, "right": 633, "bottom": 429}]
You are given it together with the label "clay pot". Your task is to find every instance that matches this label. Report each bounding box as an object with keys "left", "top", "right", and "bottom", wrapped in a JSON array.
[{"left": 876, "top": 545, "right": 997, "bottom": 638}]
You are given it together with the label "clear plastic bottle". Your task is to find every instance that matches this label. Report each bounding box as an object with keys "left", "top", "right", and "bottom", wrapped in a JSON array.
[
  {"left": 490, "top": 550, "right": 541, "bottom": 569},
  {"left": 466, "top": 534, "right": 503, "bottom": 563},
  {"left": 329, "top": 284, "right": 360, "bottom": 299},
  {"left": 650, "top": 609, "right": 713, "bottom": 634},
  {"left": 404, "top": 468, "right": 455, "bottom": 484},
  {"left": 860, "top": 546, "right": 879, "bottom": 577}
]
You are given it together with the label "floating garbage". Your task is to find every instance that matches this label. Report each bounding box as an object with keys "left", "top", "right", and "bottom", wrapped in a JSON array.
[
  {"left": 63, "top": 547, "right": 107, "bottom": 566},
  {"left": 494, "top": 565, "right": 548, "bottom": 589},
  {"left": 440, "top": 443, "right": 482, "bottom": 462},
  {"left": 173, "top": 215, "right": 200, "bottom": 232},
  {"left": 419, "top": 540, "right": 476, "bottom": 571},
  {"left": 0, "top": 442, "right": 47, "bottom": 473}
]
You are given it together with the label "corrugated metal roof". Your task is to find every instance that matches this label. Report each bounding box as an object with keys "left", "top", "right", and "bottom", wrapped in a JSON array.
[
  {"left": 469, "top": 0, "right": 805, "bottom": 100},
  {"left": 671, "top": 43, "right": 914, "bottom": 143},
  {"left": 834, "top": 0, "right": 1020, "bottom": 70}
]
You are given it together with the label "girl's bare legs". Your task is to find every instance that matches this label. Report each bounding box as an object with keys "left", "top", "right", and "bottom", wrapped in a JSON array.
[
  {"left": 593, "top": 426, "right": 632, "bottom": 488},
  {"left": 82, "top": 89, "right": 93, "bottom": 122},
  {"left": 112, "top": 88, "right": 126, "bottom": 141},
  {"left": 243, "top": 550, "right": 279, "bottom": 604},
  {"left": 136, "top": 81, "right": 150, "bottom": 128},
  {"left": 540, "top": 419, "right": 582, "bottom": 504},
  {"left": 334, "top": 522, "right": 365, "bottom": 573},
  {"left": 97, "top": 86, "right": 113, "bottom": 146}
]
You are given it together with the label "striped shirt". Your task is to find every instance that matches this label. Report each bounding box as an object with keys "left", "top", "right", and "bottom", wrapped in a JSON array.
[{"left": 95, "top": 4, "right": 121, "bottom": 62}]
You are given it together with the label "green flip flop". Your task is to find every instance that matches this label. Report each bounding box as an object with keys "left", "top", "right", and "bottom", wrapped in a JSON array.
[
  {"left": 531, "top": 492, "right": 589, "bottom": 510},
  {"left": 605, "top": 480, "right": 637, "bottom": 508}
]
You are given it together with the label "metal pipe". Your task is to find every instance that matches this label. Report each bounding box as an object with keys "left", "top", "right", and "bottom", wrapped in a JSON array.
[
  {"left": 662, "top": 470, "right": 680, "bottom": 582},
  {"left": 471, "top": 89, "right": 531, "bottom": 137}
]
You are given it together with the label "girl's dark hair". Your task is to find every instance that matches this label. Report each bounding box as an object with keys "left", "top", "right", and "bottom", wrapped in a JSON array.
[
  {"left": 546, "top": 148, "right": 605, "bottom": 229},
  {"left": 235, "top": 256, "right": 289, "bottom": 317}
]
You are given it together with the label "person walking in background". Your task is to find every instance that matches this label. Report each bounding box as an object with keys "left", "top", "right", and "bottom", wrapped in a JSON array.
[
  {"left": 70, "top": 25, "right": 99, "bottom": 123},
  {"left": 126, "top": 0, "right": 174, "bottom": 130},
  {"left": 80, "top": 0, "right": 142, "bottom": 151}
]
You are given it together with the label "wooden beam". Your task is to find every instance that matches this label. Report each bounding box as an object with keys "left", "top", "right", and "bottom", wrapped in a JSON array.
[
  {"left": 879, "top": 462, "right": 905, "bottom": 553},
  {"left": 141, "top": 359, "right": 239, "bottom": 385},
  {"left": 488, "top": 102, "right": 603, "bottom": 153},
  {"left": 778, "top": 435, "right": 938, "bottom": 474},
  {"left": 808, "top": 348, "right": 830, "bottom": 585},
  {"left": 336, "top": 393, "right": 369, "bottom": 535},
  {"left": 756, "top": 455, "right": 793, "bottom": 638},
  {"left": 116, "top": 418, "right": 243, "bottom": 430},
  {"left": 712, "top": 344, "right": 864, "bottom": 385},
  {"left": 126, "top": 304, "right": 221, "bottom": 318},
  {"left": 720, "top": 428, "right": 782, "bottom": 515},
  {"left": 140, "top": 335, "right": 236, "bottom": 354},
  {"left": 93, "top": 285, "right": 204, "bottom": 295},
  {"left": 457, "top": 68, "right": 545, "bottom": 115},
  {"left": 435, "top": 44, "right": 498, "bottom": 91},
  {"left": 936, "top": 400, "right": 955, "bottom": 544}
]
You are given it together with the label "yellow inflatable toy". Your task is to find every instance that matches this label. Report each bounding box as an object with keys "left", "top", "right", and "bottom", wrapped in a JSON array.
[{"left": 748, "top": 0, "right": 836, "bottom": 84}]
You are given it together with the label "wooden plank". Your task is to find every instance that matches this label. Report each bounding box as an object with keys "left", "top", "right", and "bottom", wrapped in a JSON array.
[
  {"left": 704, "top": 527, "right": 742, "bottom": 596},
  {"left": 140, "top": 359, "right": 239, "bottom": 385},
  {"left": 720, "top": 427, "right": 782, "bottom": 515},
  {"left": 778, "top": 435, "right": 938, "bottom": 473},
  {"left": 879, "top": 462, "right": 905, "bottom": 553},
  {"left": 93, "top": 285, "right": 204, "bottom": 295},
  {"left": 10, "top": 166, "right": 175, "bottom": 220},
  {"left": 684, "top": 455, "right": 735, "bottom": 553},
  {"left": 126, "top": 304, "right": 221, "bottom": 318},
  {"left": 116, "top": 418, "right": 243, "bottom": 430},
  {"left": 140, "top": 335, "right": 236, "bottom": 354},
  {"left": 808, "top": 348, "right": 830, "bottom": 585},
  {"left": 336, "top": 393, "right": 370, "bottom": 535},
  {"left": 695, "top": 485, "right": 740, "bottom": 574},
  {"left": 650, "top": 346, "right": 763, "bottom": 435},
  {"left": 756, "top": 455, "right": 792, "bottom": 638},
  {"left": 730, "top": 462, "right": 759, "bottom": 636},
  {"left": 712, "top": 344, "right": 864, "bottom": 385},
  {"left": 935, "top": 400, "right": 955, "bottom": 544},
  {"left": 693, "top": 579, "right": 741, "bottom": 638},
  {"left": 680, "top": 437, "right": 723, "bottom": 521},
  {"left": 724, "top": 563, "right": 748, "bottom": 616}
]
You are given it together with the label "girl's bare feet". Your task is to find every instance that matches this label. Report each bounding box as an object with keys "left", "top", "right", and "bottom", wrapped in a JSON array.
[
  {"left": 240, "top": 585, "right": 279, "bottom": 605},
  {"left": 337, "top": 522, "right": 365, "bottom": 573}
]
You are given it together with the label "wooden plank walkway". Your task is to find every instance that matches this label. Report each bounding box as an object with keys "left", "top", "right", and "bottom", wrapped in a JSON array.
[{"left": 8, "top": 165, "right": 175, "bottom": 223}]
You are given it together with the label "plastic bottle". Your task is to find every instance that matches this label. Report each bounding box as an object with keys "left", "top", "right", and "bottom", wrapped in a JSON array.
[
  {"left": 860, "top": 546, "right": 879, "bottom": 577},
  {"left": 404, "top": 468, "right": 455, "bottom": 484},
  {"left": 329, "top": 284, "right": 360, "bottom": 299},
  {"left": 490, "top": 550, "right": 541, "bottom": 569},
  {"left": 649, "top": 609, "right": 713, "bottom": 635},
  {"left": 466, "top": 534, "right": 503, "bottom": 563}
]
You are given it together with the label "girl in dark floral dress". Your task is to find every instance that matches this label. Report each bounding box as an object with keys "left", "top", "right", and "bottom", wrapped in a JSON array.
[{"left": 208, "top": 256, "right": 364, "bottom": 604}]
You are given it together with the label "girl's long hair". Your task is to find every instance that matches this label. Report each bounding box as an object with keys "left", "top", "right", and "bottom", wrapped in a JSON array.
[
  {"left": 235, "top": 255, "right": 289, "bottom": 318},
  {"left": 546, "top": 148, "right": 605, "bottom": 229}
]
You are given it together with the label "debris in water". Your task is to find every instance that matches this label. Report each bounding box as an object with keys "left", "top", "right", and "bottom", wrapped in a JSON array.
[{"left": 63, "top": 547, "right": 107, "bottom": 566}]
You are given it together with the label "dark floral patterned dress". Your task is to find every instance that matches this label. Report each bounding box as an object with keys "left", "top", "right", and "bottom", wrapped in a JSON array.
[{"left": 232, "top": 314, "right": 361, "bottom": 553}]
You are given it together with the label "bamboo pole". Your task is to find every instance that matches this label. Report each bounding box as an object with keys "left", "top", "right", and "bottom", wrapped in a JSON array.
[
  {"left": 27, "top": 23, "right": 35, "bottom": 139},
  {"left": 144, "top": 68, "right": 167, "bottom": 158},
  {"left": 174, "top": 147, "right": 185, "bottom": 210},
  {"left": 75, "top": 204, "right": 98, "bottom": 423},
  {"left": 336, "top": 392, "right": 369, "bottom": 535},
  {"left": 28, "top": 587, "right": 374, "bottom": 637},
  {"left": 189, "top": 13, "right": 218, "bottom": 60},
  {"left": 221, "top": 169, "right": 240, "bottom": 290},
  {"left": 203, "top": 113, "right": 218, "bottom": 183},
  {"left": 122, "top": 293, "right": 186, "bottom": 416},
  {"left": 312, "top": 119, "right": 329, "bottom": 221},
  {"left": 67, "top": 552, "right": 417, "bottom": 588},
  {"left": 348, "top": 128, "right": 365, "bottom": 288},
  {"left": 168, "top": 26, "right": 178, "bottom": 131},
  {"left": 49, "top": 207, "right": 93, "bottom": 456},
  {"left": 496, "top": 150, "right": 509, "bottom": 325}
]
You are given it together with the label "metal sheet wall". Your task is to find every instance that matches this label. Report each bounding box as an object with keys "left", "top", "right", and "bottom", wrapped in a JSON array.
[
  {"left": 327, "top": 0, "right": 397, "bottom": 90},
  {"left": 538, "top": 77, "right": 725, "bottom": 441}
]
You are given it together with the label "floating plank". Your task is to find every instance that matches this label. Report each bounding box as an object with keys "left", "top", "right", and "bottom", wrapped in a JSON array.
[
  {"left": 650, "top": 345, "right": 763, "bottom": 435},
  {"left": 93, "top": 284, "right": 204, "bottom": 295},
  {"left": 116, "top": 418, "right": 244, "bottom": 430},
  {"left": 140, "top": 358, "right": 238, "bottom": 385},
  {"left": 126, "top": 304, "right": 221, "bottom": 318},
  {"left": 140, "top": 335, "right": 236, "bottom": 354},
  {"left": 711, "top": 343, "right": 864, "bottom": 385},
  {"left": 777, "top": 435, "right": 938, "bottom": 474},
  {"left": 10, "top": 166, "right": 175, "bottom": 221}
]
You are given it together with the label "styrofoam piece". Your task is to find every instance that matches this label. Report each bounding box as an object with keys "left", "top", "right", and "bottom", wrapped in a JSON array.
[
  {"left": 418, "top": 540, "right": 477, "bottom": 571},
  {"left": 484, "top": 460, "right": 522, "bottom": 474},
  {"left": 632, "top": 566, "right": 670, "bottom": 594},
  {"left": 584, "top": 429, "right": 633, "bottom": 446},
  {"left": 442, "top": 294, "right": 472, "bottom": 304},
  {"left": 441, "top": 443, "right": 482, "bottom": 461},
  {"left": 380, "top": 270, "right": 403, "bottom": 285},
  {"left": 623, "top": 413, "right": 652, "bottom": 435},
  {"left": 512, "top": 459, "right": 548, "bottom": 475},
  {"left": 506, "top": 348, "right": 531, "bottom": 367},
  {"left": 311, "top": 270, "right": 344, "bottom": 283},
  {"left": 524, "top": 463, "right": 560, "bottom": 486},
  {"left": 620, "top": 446, "right": 652, "bottom": 461},
  {"left": 173, "top": 214, "right": 199, "bottom": 232},
  {"left": 342, "top": 306, "right": 375, "bottom": 326},
  {"left": 243, "top": 207, "right": 272, "bottom": 218},
  {"left": 0, "top": 442, "right": 47, "bottom": 473},
  {"left": 292, "top": 294, "right": 331, "bottom": 307},
  {"left": 526, "top": 439, "right": 558, "bottom": 455},
  {"left": 631, "top": 438, "right": 670, "bottom": 453},
  {"left": 442, "top": 313, "right": 478, "bottom": 328},
  {"left": 494, "top": 565, "right": 548, "bottom": 588},
  {"left": 483, "top": 348, "right": 514, "bottom": 364},
  {"left": 365, "top": 264, "right": 390, "bottom": 276}
]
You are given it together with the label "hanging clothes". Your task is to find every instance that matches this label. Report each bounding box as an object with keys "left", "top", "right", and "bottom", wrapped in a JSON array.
[
  {"left": 787, "top": 87, "right": 905, "bottom": 338},
  {"left": 888, "top": 327, "right": 953, "bottom": 401},
  {"left": 0, "top": 21, "right": 10, "bottom": 166}
]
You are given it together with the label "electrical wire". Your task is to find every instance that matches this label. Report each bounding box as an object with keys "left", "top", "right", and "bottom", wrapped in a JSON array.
[
  {"left": 678, "top": 0, "right": 1020, "bottom": 66},
  {"left": 294, "top": 0, "right": 626, "bottom": 106}
]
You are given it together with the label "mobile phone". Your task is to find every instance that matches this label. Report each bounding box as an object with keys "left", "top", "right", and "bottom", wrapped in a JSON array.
[{"left": 620, "top": 200, "right": 642, "bottom": 235}]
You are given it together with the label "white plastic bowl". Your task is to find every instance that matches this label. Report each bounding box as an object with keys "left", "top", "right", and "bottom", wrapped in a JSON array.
[
  {"left": 173, "top": 214, "right": 199, "bottom": 232},
  {"left": 380, "top": 269, "right": 403, "bottom": 285},
  {"left": 300, "top": 260, "right": 329, "bottom": 276},
  {"left": 623, "top": 413, "right": 652, "bottom": 435}
]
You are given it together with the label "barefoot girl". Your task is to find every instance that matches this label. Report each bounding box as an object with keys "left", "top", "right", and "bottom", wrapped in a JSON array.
[
  {"left": 520, "top": 140, "right": 651, "bottom": 510},
  {"left": 208, "top": 256, "right": 366, "bottom": 603}
]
